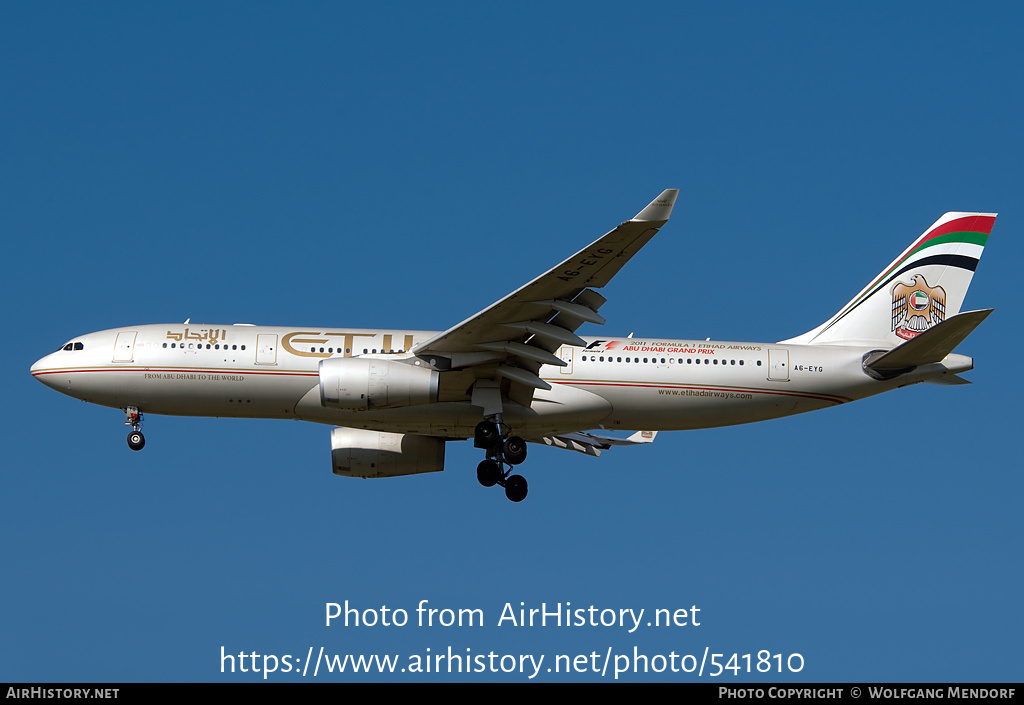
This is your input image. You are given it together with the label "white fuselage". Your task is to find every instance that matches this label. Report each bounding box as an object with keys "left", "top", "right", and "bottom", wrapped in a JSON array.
[{"left": 30, "top": 323, "right": 967, "bottom": 439}]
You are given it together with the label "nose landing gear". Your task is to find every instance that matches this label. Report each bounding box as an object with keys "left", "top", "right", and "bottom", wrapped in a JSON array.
[
  {"left": 125, "top": 406, "right": 145, "bottom": 451},
  {"left": 474, "top": 419, "right": 529, "bottom": 502}
]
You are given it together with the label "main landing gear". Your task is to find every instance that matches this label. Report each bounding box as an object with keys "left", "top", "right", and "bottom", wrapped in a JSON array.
[
  {"left": 474, "top": 419, "right": 528, "bottom": 502},
  {"left": 125, "top": 406, "right": 145, "bottom": 451}
]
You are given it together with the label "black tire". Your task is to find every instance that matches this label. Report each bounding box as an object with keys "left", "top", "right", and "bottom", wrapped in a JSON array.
[
  {"left": 127, "top": 431, "right": 145, "bottom": 451},
  {"left": 503, "top": 436, "right": 527, "bottom": 465},
  {"left": 505, "top": 474, "right": 528, "bottom": 502},
  {"left": 473, "top": 420, "right": 501, "bottom": 450},
  {"left": 476, "top": 459, "right": 502, "bottom": 487}
]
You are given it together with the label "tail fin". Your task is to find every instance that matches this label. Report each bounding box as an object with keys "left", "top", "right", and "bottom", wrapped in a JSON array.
[{"left": 782, "top": 212, "right": 996, "bottom": 348}]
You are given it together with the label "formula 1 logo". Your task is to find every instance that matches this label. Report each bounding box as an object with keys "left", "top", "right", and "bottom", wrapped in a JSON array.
[{"left": 891, "top": 275, "right": 946, "bottom": 340}]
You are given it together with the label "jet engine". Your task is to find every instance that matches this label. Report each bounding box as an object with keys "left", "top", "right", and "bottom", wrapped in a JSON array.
[
  {"left": 330, "top": 428, "right": 445, "bottom": 478},
  {"left": 319, "top": 358, "right": 439, "bottom": 411}
]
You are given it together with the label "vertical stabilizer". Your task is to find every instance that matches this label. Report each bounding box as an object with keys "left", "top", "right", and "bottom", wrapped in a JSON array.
[{"left": 782, "top": 212, "right": 995, "bottom": 348}]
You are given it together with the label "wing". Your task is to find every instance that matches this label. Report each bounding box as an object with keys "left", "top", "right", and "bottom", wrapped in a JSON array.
[
  {"left": 534, "top": 430, "right": 658, "bottom": 457},
  {"left": 413, "top": 189, "right": 678, "bottom": 405}
]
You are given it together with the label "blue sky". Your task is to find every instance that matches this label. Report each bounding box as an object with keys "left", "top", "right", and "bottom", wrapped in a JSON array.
[{"left": 3, "top": 3, "right": 1021, "bottom": 682}]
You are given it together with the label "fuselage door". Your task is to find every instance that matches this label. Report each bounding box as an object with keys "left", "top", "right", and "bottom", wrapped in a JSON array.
[
  {"left": 559, "top": 345, "right": 574, "bottom": 374},
  {"left": 768, "top": 348, "right": 789, "bottom": 381},
  {"left": 256, "top": 333, "right": 278, "bottom": 365},
  {"left": 112, "top": 331, "right": 138, "bottom": 362}
]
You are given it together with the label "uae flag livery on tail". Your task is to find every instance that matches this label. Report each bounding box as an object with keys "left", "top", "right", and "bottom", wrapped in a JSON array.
[{"left": 782, "top": 213, "right": 996, "bottom": 349}]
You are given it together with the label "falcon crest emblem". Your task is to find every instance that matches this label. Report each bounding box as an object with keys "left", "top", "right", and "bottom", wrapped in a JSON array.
[{"left": 891, "top": 274, "right": 946, "bottom": 340}]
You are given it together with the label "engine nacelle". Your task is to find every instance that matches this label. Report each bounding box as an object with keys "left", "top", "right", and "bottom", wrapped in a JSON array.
[
  {"left": 330, "top": 428, "right": 445, "bottom": 478},
  {"left": 319, "top": 357, "right": 439, "bottom": 411}
]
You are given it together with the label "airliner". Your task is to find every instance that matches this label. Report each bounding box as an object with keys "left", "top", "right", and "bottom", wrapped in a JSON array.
[{"left": 30, "top": 191, "right": 996, "bottom": 502}]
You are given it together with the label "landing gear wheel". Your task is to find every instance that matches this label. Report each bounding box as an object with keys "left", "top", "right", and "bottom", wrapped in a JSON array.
[
  {"left": 476, "top": 459, "right": 502, "bottom": 488},
  {"left": 504, "top": 474, "right": 528, "bottom": 503},
  {"left": 503, "top": 436, "right": 527, "bottom": 465},
  {"left": 127, "top": 431, "right": 146, "bottom": 451},
  {"left": 473, "top": 420, "right": 502, "bottom": 450},
  {"left": 474, "top": 415, "right": 528, "bottom": 501}
]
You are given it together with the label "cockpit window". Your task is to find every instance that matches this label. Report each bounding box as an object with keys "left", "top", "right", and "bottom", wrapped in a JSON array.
[{"left": 61, "top": 342, "right": 84, "bottom": 351}]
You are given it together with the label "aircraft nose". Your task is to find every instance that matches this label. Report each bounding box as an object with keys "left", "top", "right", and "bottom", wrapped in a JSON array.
[{"left": 30, "top": 353, "right": 60, "bottom": 389}]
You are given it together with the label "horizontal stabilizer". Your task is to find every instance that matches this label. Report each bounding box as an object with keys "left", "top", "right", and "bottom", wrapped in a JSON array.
[
  {"left": 865, "top": 309, "right": 993, "bottom": 371},
  {"left": 924, "top": 374, "right": 971, "bottom": 386}
]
